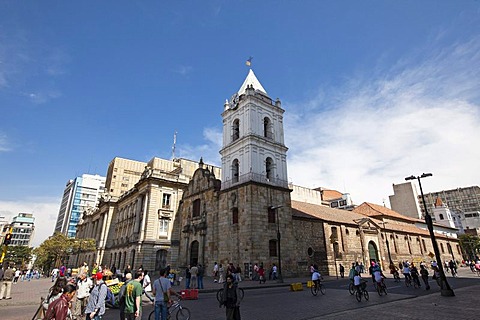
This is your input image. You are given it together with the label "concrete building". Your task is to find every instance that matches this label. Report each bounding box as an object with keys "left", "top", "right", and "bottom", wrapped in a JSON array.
[
  {"left": 55, "top": 174, "right": 106, "bottom": 238},
  {"left": 390, "top": 183, "right": 480, "bottom": 232},
  {"left": 9, "top": 213, "right": 35, "bottom": 246}
]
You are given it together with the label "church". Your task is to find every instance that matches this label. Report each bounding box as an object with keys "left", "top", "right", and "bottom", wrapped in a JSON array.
[
  {"left": 75, "top": 69, "right": 460, "bottom": 278},
  {"left": 170, "top": 69, "right": 460, "bottom": 277}
]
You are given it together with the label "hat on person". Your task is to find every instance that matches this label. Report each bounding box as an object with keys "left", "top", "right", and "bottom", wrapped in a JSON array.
[{"left": 95, "top": 272, "right": 103, "bottom": 280}]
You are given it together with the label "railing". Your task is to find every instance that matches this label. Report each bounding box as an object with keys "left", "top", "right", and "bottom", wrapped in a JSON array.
[{"left": 222, "top": 172, "right": 289, "bottom": 189}]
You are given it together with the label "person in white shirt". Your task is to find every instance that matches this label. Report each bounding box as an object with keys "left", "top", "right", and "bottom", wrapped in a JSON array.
[
  {"left": 74, "top": 273, "right": 93, "bottom": 319},
  {"left": 143, "top": 270, "right": 153, "bottom": 301},
  {"left": 353, "top": 272, "right": 362, "bottom": 291},
  {"left": 311, "top": 269, "right": 322, "bottom": 288},
  {"left": 403, "top": 264, "right": 412, "bottom": 282}
]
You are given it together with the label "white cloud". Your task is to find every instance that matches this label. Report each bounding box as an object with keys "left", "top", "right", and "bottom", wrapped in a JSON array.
[
  {"left": 177, "top": 127, "right": 222, "bottom": 167},
  {"left": 0, "top": 133, "right": 10, "bottom": 152},
  {"left": 285, "top": 34, "right": 480, "bottom": 206},
  {"left": 174, "top": 65, "right": 193, "bottom": 76},
  {"left": 0, "top": 197, "right": 60, "bottom": 247}
]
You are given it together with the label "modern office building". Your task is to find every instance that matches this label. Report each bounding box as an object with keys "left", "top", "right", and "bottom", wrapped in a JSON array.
[
  {"left": 55, "top": 174, "right": 106, "bottom": 238},
  {"left": 9, "top": 213, "right": 35, "bottom": 246}
]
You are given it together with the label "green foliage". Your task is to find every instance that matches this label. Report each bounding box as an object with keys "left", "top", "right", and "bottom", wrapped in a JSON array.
[
  {"left": 458, "top": 234, "right": 480, "bottom": 259},
  {"left": 33, "top": 232, "right": 97, "bottom": 272},
  {"left": 4, "top": 245, "right": 33, "bottom": 268}
]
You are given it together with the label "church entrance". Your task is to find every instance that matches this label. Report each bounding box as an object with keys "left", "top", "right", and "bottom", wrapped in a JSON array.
[
  {"left": 368, "top": 241, "right": 379, "bottom": 263},
  {"left": 155, "top": 249, "right": 167, "bottom": 271},
  {"left": 190, "top": 240, "right": 199, "bottom": 266}
]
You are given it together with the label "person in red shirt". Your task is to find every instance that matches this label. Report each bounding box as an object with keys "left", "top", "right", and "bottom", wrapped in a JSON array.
[{"left": 45, "top": 283, "right": 76, "bottom": 320}]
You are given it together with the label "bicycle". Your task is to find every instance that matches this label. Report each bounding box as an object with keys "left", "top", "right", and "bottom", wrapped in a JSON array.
[
  {"left": 348, "top": 281, "right": 355, "bottom": 295},
  {"left": 148, "top": 298, "right": 191, "bottom": 320},
  {"left": 376, "top": 280, "right": 387, "bottom": 296},
  {"left": 412, "top": 277, "right": 420, "bottom": 289},
  {"left": 355, "top": 282, "right": 369, "bottom": 302},
  {"left": 216, "top": 287, "right": 245, "bottom": 304},
  {"left": 310, "top": 280, "right": 326, "bottom": 296},
  {"left": 393, "top": 271, "right": 401, "bottom": 283},
  {"left": 404, "top": 276, "right": 412, "bottom": 287}
]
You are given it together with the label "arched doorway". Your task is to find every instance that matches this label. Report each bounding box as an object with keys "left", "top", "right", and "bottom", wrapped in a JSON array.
[
  {"left": 190, "top": 241, "right": 199, "bottom": 266},
  {"left": 155, "top": 249, "right": 168, "bottom": 271},
  {"left": 368, "top": 241, "right": 379, "bottom": 263}
]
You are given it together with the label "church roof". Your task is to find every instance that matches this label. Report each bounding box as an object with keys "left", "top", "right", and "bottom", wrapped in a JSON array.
[
  {"left": 238, "top": 69, "right": 267, "bottom": 95},
  {"left": 291, "top": 200, "right": 367, "bottom": 226},
  {"left": 353, "top": 202, "right": 421, "bottom": 223}
]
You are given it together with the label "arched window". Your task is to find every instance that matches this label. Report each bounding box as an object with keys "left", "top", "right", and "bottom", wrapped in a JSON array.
[
  {"left": 190, "top": 241, "right": 199, "bottom": 266},
  {"left": 440, "top": 243, "right": 445, "bottom": 253},
  {"left": 232, "top": 159, "right": 239, "bottom": 183},
  {"left": 422, "top": 239, "right": 427, "bottom": 252},
  {"left": 269, "top": 240, "right": 277, "bottom": 256},
  {"left": 232, "top": 119, "right": 240, "bottom": 141},
  {"left": 391, "top": 235, "right": 398, "bottom": 253},
  {"left": 232, "top": 207, "right": 239, "bottom": 224},
  {"left": 266, "top": 157, "right": 273, "bottom": 180},
  {"left": 263, "top": 117, "right": 271, "bottom": 138},
  {"left": 439, "top": 214, "right": 444, "bottom": 220},
  {"left": 155, "top": 249, "right": 168, "bottom": 271}
]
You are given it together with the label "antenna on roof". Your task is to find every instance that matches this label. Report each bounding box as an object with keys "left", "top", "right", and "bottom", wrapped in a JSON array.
[{"left": 172, "top": 131, "right": 177, "bottom": 160}]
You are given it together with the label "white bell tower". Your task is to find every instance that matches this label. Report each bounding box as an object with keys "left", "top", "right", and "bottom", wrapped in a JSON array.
[{"left": 220, "top": 69, "right": 288, "bottom": 190}]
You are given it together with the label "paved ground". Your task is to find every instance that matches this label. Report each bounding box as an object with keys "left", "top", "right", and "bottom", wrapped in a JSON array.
[{"left": 1, "top": 266, "right": 479, "bottom": 319}]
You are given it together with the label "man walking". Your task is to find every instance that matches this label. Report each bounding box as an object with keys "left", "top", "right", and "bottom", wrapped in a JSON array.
[
  {"left": 124, "top": 270, "right": 144, "bottom": 320},
  {"left": 74, "top": 273, "right": 92, "bottom": 319},
  {"left": 152, "top": 269, "right": 181, "bottom": 320},
  {"left": 0, "top": 264, "right": 14, "bottom": 300},
  {"left": 189, "top": 264, "right": 198, "bottom": 289}
]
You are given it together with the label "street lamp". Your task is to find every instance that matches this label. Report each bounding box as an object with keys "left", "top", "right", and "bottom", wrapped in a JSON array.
[
  {"left": 270, "top": 205, "right": 284, "bottom": 283},
  {"left": 381, "top": 221, "right": 394, "bottom": 266},
  {"left": 405, "top": 173, "right": 454, "bottom": 296}
]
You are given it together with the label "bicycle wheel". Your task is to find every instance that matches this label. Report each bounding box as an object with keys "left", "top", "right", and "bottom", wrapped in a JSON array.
[
  {"left": 355, "top": 289, "right": 362, "bottom": 302},
  {"left": 176, "top": 307, "right": 191, "bottom": 320},
  {"left": 319, "top": 284, "right": 326, "bottom": 295},
  {"left": 363, "top": 290, "right": 369, "bottom": 301},
  {"left": 383, "top": 283, "right": 388, "bottom": 295},
  {"left": 348, "top": 283, "right": 355, "bottom": 295},
  {"left": 148, "top": 310, "right": 155, "bottom": 320},
  {"left": 405, "top": 279, "right": 411, "bottom": 287},
  {"left": 413, "top": 279, "right": 419, "bottom": 289},
  {"left": 311, "top": 285, "right": 318, "bottom": 296},
  {"left": 377, "top": 284, "right": 383, "bottom": 296},
  {"left": 216, "top": 289, "right": 223, "bottom": 303}
]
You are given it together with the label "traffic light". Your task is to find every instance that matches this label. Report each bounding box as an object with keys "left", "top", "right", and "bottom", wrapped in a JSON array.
[{"left": 3, "top": 233, "right": 12, "bottom": 245}]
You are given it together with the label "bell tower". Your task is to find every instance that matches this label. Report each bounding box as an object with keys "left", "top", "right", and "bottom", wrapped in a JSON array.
[{"left": 220, "top": 69, "right": 288, "bottom": 189}]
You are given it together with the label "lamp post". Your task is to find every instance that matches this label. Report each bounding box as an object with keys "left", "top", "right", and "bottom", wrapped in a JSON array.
[
  {"left": 382, "top": 221, "right": 394, "bottom": 266},
  {"left": 405, "top": 173, "right": 454, "bottom": 296},
  {"left": 270, "top": 205, "right": 284, "bottom": 283}
]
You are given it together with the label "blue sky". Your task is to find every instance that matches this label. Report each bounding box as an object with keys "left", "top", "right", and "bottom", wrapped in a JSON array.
[{"left": 1, "top": 1, "right": 479, "bottom": 246}]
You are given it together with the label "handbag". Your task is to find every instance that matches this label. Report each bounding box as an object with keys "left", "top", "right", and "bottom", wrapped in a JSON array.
[{"left": 159, "top": 280, "right": 169, "bottom": 303}]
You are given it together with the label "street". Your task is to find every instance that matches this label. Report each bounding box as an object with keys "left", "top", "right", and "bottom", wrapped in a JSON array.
[{"left": 2, "top": 267, "right": 480, "bottom": 320}]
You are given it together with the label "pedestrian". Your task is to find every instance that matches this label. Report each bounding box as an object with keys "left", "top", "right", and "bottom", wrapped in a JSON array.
[
  {"left": 124, "top": 270, "right": 144, "bottom": 320},
  {"left": 235, "top": 264, "right": 242, "bottom": 282},
  {"left": 253, "top": 263, "right": 259, "bottom": 281},
  {"left": 258, "top": 264, "right": 266, "bottom": 284},
  {"left": 0, "top": 264, "right": 14, "bottom": 300},
  {"left": 152, "top": 268, "right": 181, "bottom": 320},
  {"left": 44, "top": 283, "right": 77, "bottom": 320},
  {"left": 219, "top": 264, "right": 225, "bottom": 284},
  {"left": 272, "top": 263, "right": 278, "bottom": 280},
  {"left": 42, "top": 276, "right": 68, "bottom": 314},
  {"left": 213, "top": 262, "right": 219, "bottom": 282},
  {"left": 339, "top": 264, "right": 345, "bottom": 278},
  {"left": 85, "top": 272, "right": 108, "bottom": 320},
  {"left": 220, "top": 274, "right": 241, "bottom": 320},
  {"left": 73, "top": 272, "right": 93, "bottom": 319},
  {"left": 118, "top": 273, "right": 132, "bottom": 320},
  {"left": 197, "top": 264, "right": 204, "bottom": 289},
  {"left": 143, "top": 270, "right": 154, "bottom": 301},
  {"left": 189, "top": 264, "right": 198, "bottom": 289},
  {"left": 185, "top": 265, "right": 191, "bottom": 289},
  {"left": 420, "top": 265, "right": 430, "bottom": 290},
  {"left": 123, "top": 264, "right": 132, "bottom": 282}
]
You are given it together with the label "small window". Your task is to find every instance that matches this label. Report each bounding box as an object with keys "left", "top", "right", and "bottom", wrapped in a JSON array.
[
  {"left": 162, "top": 194, "right": 171, "bottom": 209},
  {"left": 193, "top": 199, "right": 201, "bottom": 217},
  {"left": 439, "top": 214, "right": 444, "bottom": 220},
  {"left": 159, "top": 219, "right": 169, "bottom": 234},
  {"left": 232, "top": 208, "right": 239, "bottom": 224},
  {"left": 268, "top": 207, "right": 276, "bottom": 223},
  {"left": 232, "top": 119, "right": 240, "bottom": 141},
  {"left": 307, "top": 247, "right": 314, "bottom": 257},
  {"left": 232, "top": 159, "right": 239, "bottom": 183},
  {"left": 339, "top": 200, "right": 347, "bottom": 206},
  {"left": 331, "top": 202, "right": 339, "bottom": 208},
  {"left": 440, "top": 243, "right": 445, "bottom": 253},
  {"left": 269, "top": 240, "right": 277, "bottom": 256}
]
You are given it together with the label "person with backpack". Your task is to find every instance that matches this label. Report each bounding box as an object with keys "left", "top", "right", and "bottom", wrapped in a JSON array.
[
  {"left": 124, "top": 270, "right": 144, "bottom": 320},
  {"left": 44, "top": 283, "right": 76, "bottom": 320},
  {"left": 85, "top": 272, "right": 108, "bottom": 320},
  {"left": 220, "top": 274, "right": 242, "bottom": 320},
  {"left": 118, "top": 273, "right": 132, "bottom": 320}
]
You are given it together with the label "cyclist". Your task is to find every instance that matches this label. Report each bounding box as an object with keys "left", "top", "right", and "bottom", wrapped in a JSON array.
[
  {"left": 372, "top": 263, "right": 385, "bottom": 288},
  {"left": 353, "top": 271, "right": 363, "bottom": 293},
  {"left": 402, "top": 263, "right": 412, "bottom": 284},
  {"left": 311, "top": 268, "right": 323, "bottom": 289},
  {"left": 410, "top": 263, "right": 421, "bottom": 287},
  {"left": 389, "top": 263, "right": 400, "bottom": 282}
]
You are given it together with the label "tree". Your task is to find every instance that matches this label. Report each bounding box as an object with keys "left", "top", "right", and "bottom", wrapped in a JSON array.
[
  {"left": 458, "top": 234, "right": 480, "bottom": 260},
  {"left": 33, "top": 232, "right": 96, "bottom": 273},
  {"left": 4, "top": 245, "right": 33, "bottom": 269}
]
